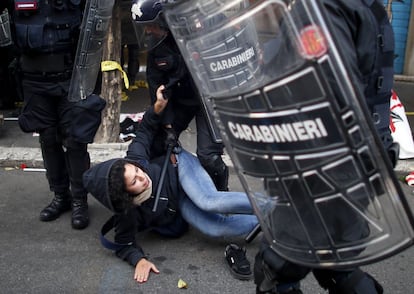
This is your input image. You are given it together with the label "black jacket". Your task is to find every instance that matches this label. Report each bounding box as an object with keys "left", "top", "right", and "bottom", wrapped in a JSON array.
[
  {"left": 83, "top": 107, "right": 185, "bottom": 266},
  {"left": 319, "top": 0, "right": 394, "bottom": 152},
  {"left": 2, "top": 0, "right": 86, "bottom": 55},
  {"left": 323, "top": 0, "right": 394, "bottom": 94}
]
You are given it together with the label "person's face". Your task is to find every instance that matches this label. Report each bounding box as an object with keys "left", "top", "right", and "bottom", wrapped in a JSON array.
[
  {"left": 144, "top": 23, "right": 167, "bottom": 38},
  {"left": 124, "top": 163, "right": 151, "bottom": 195}
]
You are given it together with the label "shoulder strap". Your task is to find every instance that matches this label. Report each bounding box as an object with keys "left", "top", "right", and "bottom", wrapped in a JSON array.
[
  {"left": 361, "top": 0, "right": 394, "bottom": 119},
  {"left": 100, "top": 215, "right": 133, "bottom": 251},
  {"left": 367, "top": 0, "right": 387, "bottom": 22}
]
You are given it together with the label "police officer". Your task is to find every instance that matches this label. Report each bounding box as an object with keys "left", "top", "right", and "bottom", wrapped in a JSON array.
[
  {"left": 131, "top": 0, "right": 229, "bottom": 191},
  {"left": 1, "top": 0, "right": 92, "bottom": 230},
  {"left": 254, "top": 0, "right": 394, "bottom": 293}
]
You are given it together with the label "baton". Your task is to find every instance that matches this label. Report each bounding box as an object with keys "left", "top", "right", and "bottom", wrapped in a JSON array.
[
  {"left": 245, "top": 223, "right": 261, "bottom": 243},
  {"left": 152, "top": 143, "right": 174, "bottom": 212},
  {"left": 152, "top": 76, "right": 180, "bottom": 212}
]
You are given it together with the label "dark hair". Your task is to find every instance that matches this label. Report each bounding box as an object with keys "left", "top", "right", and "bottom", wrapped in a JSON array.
[
  {"left": 108, "top": 159, "right": 132, "bottom": 212},
  {"left": 108, "top": 159, "right": 149, "bottom": 212}
]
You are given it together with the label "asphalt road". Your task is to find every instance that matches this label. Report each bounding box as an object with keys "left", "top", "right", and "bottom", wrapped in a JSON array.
[{"left": 1, "top": 156, "right": 414, "bottom": 293}]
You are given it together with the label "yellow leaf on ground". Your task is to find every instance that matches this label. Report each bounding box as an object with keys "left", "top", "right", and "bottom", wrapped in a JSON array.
[{"left": 177, "top": 278, "right": 188, "bottom": 289}]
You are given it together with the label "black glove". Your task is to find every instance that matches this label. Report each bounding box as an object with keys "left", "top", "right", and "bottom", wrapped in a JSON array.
[
  {"left": 162, "top": 85, "right": 173, "bottom": 100},
  {"left": 163, "top": 127, "right": 178, "bottom": 150}
]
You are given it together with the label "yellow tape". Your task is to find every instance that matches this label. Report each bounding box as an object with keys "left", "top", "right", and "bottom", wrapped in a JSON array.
[
  {"left": 101, "top": 60, "right": 129, "bottom": 89},
  {"left": 405, "top": 112, "right": 414, "bottom": 116}
]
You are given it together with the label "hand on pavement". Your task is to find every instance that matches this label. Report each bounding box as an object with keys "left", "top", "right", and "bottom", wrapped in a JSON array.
[{"left": 134, "top": 258, "right": 160, "bottom": 283}]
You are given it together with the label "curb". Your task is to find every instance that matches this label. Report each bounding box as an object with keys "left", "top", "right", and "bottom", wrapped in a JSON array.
[
  {"left": 2, "top": 144, "right": 414, "bottom": 174},
  {"left": 0, "top": 143, "right": 236, "bottom": 168},
  {"left": 0, "top": 143, "right": 130, "bottom": 168}
]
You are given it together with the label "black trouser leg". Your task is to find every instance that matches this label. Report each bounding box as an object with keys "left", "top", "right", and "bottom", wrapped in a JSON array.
[
  {"left": 64, "top": 139, "right": 90, "bottom": 230},
  {"left": 38, "top": 129, "right": 71, "bottom": 221},
  {"left": 193, "top": 107, "right": 229, "bottom": 191},
  {"left": 254, "top": 241, "right": 309, "bottom": 293}
]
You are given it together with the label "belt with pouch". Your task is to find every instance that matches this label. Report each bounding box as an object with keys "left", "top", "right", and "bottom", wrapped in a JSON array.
[
  {"left": 20, "top": 53, "right": 72, "bottom": 76},
  {"left": 22, "top": 70, "right": 72, "bottom": 82}
]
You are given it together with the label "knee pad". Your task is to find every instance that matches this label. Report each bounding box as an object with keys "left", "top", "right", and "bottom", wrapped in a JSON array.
[
  {"left": 198, "top": 155, "right": 229, "bottom": 191},
  {"left": 313, "top": 269, "right": 383, "bottom": 294}
]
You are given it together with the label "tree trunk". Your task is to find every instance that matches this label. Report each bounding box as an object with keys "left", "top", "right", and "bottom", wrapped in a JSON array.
[{"left": 94, "top": 2, "right": 122, "bottom": 143}]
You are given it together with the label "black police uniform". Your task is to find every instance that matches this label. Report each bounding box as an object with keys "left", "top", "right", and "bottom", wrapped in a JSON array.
[
  {"left": 1, "top": 0, "right": 91, "bottom": 230},
  {"left": 0, "top": 40, "right": 21, "bottom": 109},
  {"left": 254, "top": 0, "right": 393, "bottom": 293},
  {"left": 120, "top": 0, "right": 139, "bottom": 85},
  {"left": 146, "top": 33, "right": 229, "bottom": 191}
]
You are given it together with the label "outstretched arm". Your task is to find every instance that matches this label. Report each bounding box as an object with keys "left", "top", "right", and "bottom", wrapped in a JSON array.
[
  {"left": 126, "top": 85, "right": 169, "bottom": 161},
  {"left": 114, "top": 209, "right": 160, "bottom": 283}
]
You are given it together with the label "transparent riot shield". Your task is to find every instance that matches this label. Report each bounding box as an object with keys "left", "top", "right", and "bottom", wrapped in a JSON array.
[
  {"left": 163, "top": 0, "right": 414, "bottom": 268},
  {"left": 0, "top": 9, "right": 13, "bottom": 47},
  {"left": 68, "top": 0, "right": 115, "bottom": 101}
]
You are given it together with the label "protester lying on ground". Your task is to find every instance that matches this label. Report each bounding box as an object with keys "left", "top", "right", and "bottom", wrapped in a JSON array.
[{"left": 83, "top": 85, "right": 258, "bottom": 283}]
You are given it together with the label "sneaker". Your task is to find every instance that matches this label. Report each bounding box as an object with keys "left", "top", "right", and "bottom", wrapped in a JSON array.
[{"left": 224, "top": 243, "right": 253, "bottom": 280}]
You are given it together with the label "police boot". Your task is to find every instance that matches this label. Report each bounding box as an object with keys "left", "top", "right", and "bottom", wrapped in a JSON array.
[
  {"left": 39, "top": 191, "right": 72, "bottom": 222},
  {"left": 199, "top": 155, "right": 229, "bottom": 191},
  {"left": 71, "top": 195, "right": 89, "bottom": 230},
  {"left": 313, "top": 268, "right": 383, "bottom": 294}
]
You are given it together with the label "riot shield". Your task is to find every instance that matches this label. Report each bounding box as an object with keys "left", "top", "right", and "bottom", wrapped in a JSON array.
[
  {"left": 163, "top": 0, "right": 414, "bottom": 268},
  {"left": 201, "top": 94, "right": 223, "bottom": 143},
  {"left": 0, "top": 9, "right": 13, "bottom": 47},
  {"left": 68, "top": 0, "right": 115, "bottom": 101}
]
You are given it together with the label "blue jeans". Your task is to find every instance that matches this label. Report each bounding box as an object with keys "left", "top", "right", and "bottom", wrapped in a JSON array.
[{"left": 176, "top": 149, "right": 258, "bottom": 238}]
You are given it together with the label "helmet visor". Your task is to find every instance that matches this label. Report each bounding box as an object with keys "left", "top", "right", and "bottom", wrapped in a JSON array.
[{"left": 132, "top": 17, "right": 169, "bottom": 52}]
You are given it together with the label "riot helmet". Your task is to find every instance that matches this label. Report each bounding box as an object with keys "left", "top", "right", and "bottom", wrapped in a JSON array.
[{"left": 131, "top": 0, "right": 169, "bottom": 52}]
